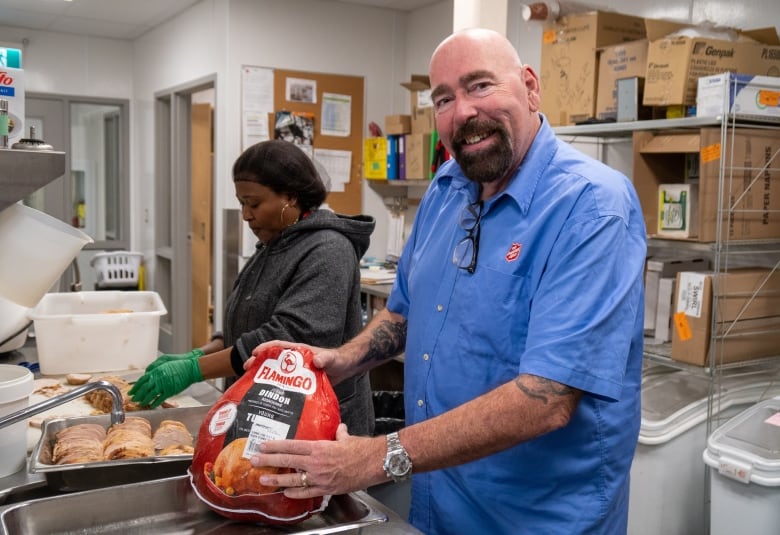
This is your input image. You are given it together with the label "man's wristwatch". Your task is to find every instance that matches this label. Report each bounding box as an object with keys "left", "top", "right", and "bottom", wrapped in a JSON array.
[{"left": 383, "top": 431, "right": 413, "bottom": 482}]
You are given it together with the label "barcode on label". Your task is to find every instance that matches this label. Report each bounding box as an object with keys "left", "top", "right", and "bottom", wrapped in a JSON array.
[{"left": 242, "top": 417, "right": 292, "bottom": 458}]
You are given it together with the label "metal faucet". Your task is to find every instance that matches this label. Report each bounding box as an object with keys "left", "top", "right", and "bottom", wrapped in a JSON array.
[{"left": 0, "top": 380, "right": 125, "bottom": 430}]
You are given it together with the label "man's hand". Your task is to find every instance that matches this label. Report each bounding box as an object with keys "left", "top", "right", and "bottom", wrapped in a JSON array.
[
  {"left": 251, "top": 341, "right": 352, "bottom": 386},
  {"left": 249, "top": 424, "right": 387, "bottom": 498}
]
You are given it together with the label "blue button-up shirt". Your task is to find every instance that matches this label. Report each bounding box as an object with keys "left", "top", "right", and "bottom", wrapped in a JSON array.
[{"left": 387, "top": 117, "right": 647, "bottom": 534}]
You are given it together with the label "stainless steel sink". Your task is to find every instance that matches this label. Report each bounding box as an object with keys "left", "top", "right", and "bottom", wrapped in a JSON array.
[{"left": 0, "top": 475, "right": 419, "bottom": 534}]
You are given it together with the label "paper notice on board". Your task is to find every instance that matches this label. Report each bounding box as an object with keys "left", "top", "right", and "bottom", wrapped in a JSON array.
[
  {"left": 242, "top": 66, "right": 274, "bottom": 112},
  {"left": 241, "top": 66, "right": 274, "bottom": 150},
  {"left": 242, "top": 111, "right": 270, "bottom": 149},
  {"left": 321, "top": 93, "right": 351, "bottom": 137},
  {"left": 313, "top": 148, "right": 351, "bottom": 192}
]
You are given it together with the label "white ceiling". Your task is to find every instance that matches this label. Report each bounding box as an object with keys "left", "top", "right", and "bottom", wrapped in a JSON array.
[{"left": 0, "top": 0, "right": 441, "bottom": 41}]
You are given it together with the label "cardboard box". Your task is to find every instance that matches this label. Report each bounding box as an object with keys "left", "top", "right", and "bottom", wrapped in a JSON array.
[
  {"left": 696, "top": 73, "right": 780, "bottom": 122},
  {"left": 671, "top": 269, "right": 780, "bottom": 366},
  {"left": 698, "top": 127, "right": 780, "bottom": 241},
  {"left": 404, "top": 133, "right": 431, "bottom": 180},
  {"left": 596, "top": 39, "right": 648, "bottom": 120},
  {"left": 364, "top": 137, "right": 387, "bottom": 180},
  {"left": 644, "top": 255, "right": 708, "bottom": 333},
  {"left": 658, "top": 183, "right": 698, "bottom": 238},
  {"left": 643, "top": 20, "right": 780, "bottom": 107},
  {"left": 539, "top": 10, "right": 647, "bottom": 126},
  {"left": 385, "top": 114, "right": 411, "bottom": 135},
  {"left": 632, "top": 127, "right": 780, "bottom": 242},
  {"left": 401, "top": 75, "right": 434, "bottom": 134}
]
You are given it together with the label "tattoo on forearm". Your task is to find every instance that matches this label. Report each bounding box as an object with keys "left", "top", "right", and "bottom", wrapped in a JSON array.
[
  {"left": 513, "top": 375, "right": 575, "bottom": 404},
  {"left": 361, "top": 319, "right": 407, "bottom": 364}
]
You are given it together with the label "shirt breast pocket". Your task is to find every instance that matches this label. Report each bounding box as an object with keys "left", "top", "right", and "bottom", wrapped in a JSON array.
[{"left": 453, "top": 264, "right": 532, "bottom": 365}]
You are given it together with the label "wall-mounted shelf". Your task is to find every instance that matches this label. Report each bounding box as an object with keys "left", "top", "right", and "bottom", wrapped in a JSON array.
[
  {"left": 554, "top": 115, "right": 780, "bottom": 138},
  {"left": 0, "top": 148, "right": 66, "bottom": 212},
  {"left": 365, "top": 178, "right": 431, "bottom": 202}
]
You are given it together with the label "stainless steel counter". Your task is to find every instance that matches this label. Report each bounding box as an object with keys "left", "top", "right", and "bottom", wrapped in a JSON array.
[
  {"left": 0, "top": 338, "right": 223, "bottom": 504},
  {"left": 0, "top": 339, "right": 421, "bottom": 534}
]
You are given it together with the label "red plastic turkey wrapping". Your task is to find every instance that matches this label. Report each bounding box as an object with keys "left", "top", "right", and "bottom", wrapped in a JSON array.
[{"left": 189, "top": 345, "right": 341, "bottom": 524}]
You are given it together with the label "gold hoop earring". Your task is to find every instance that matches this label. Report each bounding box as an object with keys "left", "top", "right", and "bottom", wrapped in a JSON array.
[{"left": 280, "top": 203, "right": 296, "bottom": 228}]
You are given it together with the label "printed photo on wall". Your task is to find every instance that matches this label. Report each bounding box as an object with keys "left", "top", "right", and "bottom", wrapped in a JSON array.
[
  {"left": 274, "top": 111, "right": 315, "bottom": 146},
  {"left": 286, "top": 77, "right": 317, "bottom": 104}
]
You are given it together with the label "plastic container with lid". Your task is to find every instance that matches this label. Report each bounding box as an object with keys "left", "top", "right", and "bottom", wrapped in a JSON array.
[
  {"left": 628, "top": 370, "right": 780, "bottom": 535},
  {"left": 0, "top": 364, "right": 34, "bottom": 478},
  {"left": 29, "top": 290, "right": 167, "bottom": 375},
  {"left": 703, "top": 395, "right": 780, "bottom": 535}
]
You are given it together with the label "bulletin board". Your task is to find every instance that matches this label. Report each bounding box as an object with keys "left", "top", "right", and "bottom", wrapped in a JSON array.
[{"left": 241, "top": 66, "right": 364, "bottom": 215}]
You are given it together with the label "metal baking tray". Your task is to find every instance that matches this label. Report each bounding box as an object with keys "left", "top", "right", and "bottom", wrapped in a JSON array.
[{"left": 29, "top": 405, "right": 210, "bottom": 492}]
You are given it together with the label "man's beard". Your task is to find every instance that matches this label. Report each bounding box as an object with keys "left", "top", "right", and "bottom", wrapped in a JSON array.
[{"left": 452, "top": 120, "right": 514, "bottom": 184}]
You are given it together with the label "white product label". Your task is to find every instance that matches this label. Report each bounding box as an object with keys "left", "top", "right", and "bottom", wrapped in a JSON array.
[
  {"left": 243, "top": 417, "right": 291, "bottom": 458},
  {"left": 416, "top": 89, "right": 433, "bottom": 108},
  {"left": 209, "top": 402, "right": 238, "bottom": 436},
  {"left": 717, "top": 456, "right": 752, "bottom": 484},
  {"left": 676, "top": 272, "right": 706, "bottom": 317}
]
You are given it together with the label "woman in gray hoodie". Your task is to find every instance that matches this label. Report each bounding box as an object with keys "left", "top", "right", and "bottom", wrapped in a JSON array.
[{"left": 130, "top": 140, "right": 376, "bottom": 436}]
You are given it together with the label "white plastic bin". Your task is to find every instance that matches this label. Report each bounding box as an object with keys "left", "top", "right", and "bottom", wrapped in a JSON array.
[
  {"left": 0, "top": 365, "right": 34, "bottom": 477},
  {"left": 28, "top": 291, "right": 167, "bottom": 375},
  {"left": 703, "top": 396, "right": 780, "bottom": 535},
  {"left": 90, "top": 251, "right": 143, "bottom": 289},
  {"left": 629, "top": 370, "right": 780, "bottom": 535}
]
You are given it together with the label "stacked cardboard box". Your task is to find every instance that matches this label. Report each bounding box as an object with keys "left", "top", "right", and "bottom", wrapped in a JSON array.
[
  {"left": 632, "top": 127, "right": 780, "bottom": 242},
  {"left": 696, "top": 73, "right": 780, "bottom": 122},
  {"left": 595, "top": 39, "right": 649, "bottom": 121},
  {"left": 399, "top": 75, "right": 435, "bottom": 180},
  {"left": 644, "top": 255, "right": 708, "bottom": 342},
  {"left": 385, "top": 114, "right": 411, "bottom": 135},
  {"left": 539, "top": 10, "right": 647, "bottom": 126},
  {"left": 400, "top": 75, "right": 434, "bottom": 135},
  {"left": 671, "top": 268, "right": 780, "bottom": 366},
  {"left": 643, "top": 20, "right": 780, "bottom": 107}
]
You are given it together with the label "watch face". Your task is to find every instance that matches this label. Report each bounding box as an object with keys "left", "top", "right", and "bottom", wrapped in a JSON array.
[{"left": 389, "top": 453, "right": 412, "bottom": 476}]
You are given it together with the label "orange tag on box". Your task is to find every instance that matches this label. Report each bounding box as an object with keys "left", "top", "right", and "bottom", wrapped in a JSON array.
[
  {"left": 542, "top": 30, "right": 557, "bottom": 44},
  {"left": 758, "top": 90, "right": 780, "bottom": 108},
  {"left": 674, "top": 312, "right": 692, "bottom": 341},
  {"left": 700, "top": 143, "right": 721, "bottom": 164}
]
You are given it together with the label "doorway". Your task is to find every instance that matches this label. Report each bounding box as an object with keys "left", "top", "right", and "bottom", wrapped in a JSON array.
[
  {"left": 24, "top": 94, "right": 130, "bottom": 291},
  {"left": 154, "top": 77, "right": 216, "bottom": 353}
]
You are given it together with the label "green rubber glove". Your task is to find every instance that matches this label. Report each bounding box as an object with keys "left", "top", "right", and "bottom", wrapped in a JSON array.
[
  {"left": 128, "top": 357, "right": 204, "bottom": 408},
  {"left": 144, "top": 348, "right": 205, "bottom": 372}
]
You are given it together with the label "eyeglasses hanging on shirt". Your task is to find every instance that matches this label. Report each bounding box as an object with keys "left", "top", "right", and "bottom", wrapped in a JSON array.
[{"left": 452, "top": 200, "right": 483, "bottom": 274}]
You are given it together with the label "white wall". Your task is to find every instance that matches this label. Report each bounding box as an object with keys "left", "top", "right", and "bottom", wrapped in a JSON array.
[
  {"left": 131, "top": 0, "right": 425, "bottom": 327},
  {"left": 4, "top": 0, "right": 779, "bottom": 326}
]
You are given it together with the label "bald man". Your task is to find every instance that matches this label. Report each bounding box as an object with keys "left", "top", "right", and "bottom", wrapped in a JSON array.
[{"left": 250, "top": 28, "right": 646, "bottom": 534}]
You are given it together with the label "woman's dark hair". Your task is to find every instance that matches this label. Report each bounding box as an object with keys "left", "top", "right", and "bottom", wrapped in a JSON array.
[{"left": 233, "top": 139, "right": 327, "bottom": 211}]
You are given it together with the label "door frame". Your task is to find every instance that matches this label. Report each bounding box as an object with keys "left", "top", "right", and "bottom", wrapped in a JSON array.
[{"left": 154, "top": 75, "right": 216, "bottom": 353}]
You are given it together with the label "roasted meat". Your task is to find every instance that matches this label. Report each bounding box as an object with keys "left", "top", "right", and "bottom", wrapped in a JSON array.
[
  {"left": 103, "top": 416, "right": 155, "bottom": 460},
  {"left": 84, "top": 375, "right": 144, "bottom": 413},
  {"left": 153, "top": 419, "right": 193, "bottom": 451},
  {"left": 52, "top": 423, "right": 106, "bottom": 465}
]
